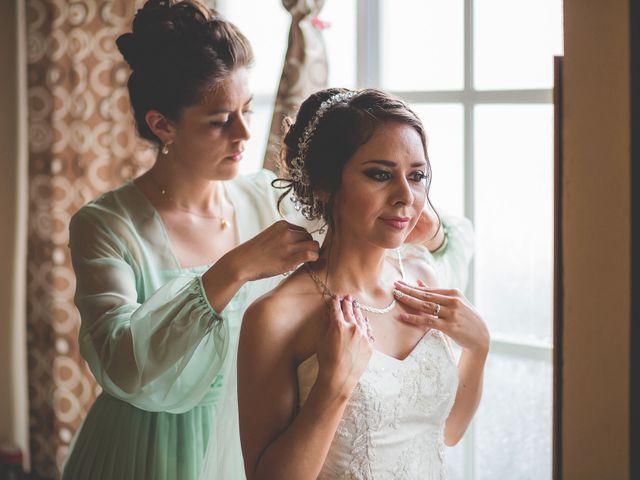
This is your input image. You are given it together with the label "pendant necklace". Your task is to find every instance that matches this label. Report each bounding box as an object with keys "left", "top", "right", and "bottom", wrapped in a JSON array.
[
  {"left": 148, "top": 173, "right": 232, "bottom": 230},
  {"left": 305, "top": 254, "right": 405, "bottom": 315}
]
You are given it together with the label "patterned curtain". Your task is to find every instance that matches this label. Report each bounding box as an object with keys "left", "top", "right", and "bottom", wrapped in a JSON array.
[
  {"left": 25, "top": 1, "right": 153, "bottom": 477},
  {"left": 262, "top": 0, "right": 328, "bottom": 171}
]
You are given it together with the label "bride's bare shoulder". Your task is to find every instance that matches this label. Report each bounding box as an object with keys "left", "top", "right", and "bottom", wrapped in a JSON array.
[{"left": 241, "top": 267, "right": 323, "bottom": 352}]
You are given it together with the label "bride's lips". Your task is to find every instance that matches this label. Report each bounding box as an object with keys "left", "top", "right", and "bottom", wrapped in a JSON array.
[
  {"left": 225, "top": 151, "right": 243, "bottom": 162},
  {"left": 379, "top": 216, "right": 411, "bottom": 230}
]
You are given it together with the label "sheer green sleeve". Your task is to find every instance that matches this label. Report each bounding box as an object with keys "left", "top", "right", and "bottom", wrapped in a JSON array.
[
  {"left": 429, "top": 215, "right": 475, "bottom": 291},
  {"left": 69, "top": 209, "right": 228, "bottom": 414},
  {"left": 400, "top": 215, "right": 475, "bottom": 291}
]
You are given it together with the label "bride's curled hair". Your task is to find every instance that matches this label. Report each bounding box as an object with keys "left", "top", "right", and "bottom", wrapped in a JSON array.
[{"left": 116, "top": 0, "right": 253, "bottom": 145}]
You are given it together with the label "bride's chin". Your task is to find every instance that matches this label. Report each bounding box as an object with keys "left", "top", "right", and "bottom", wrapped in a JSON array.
[{"left": 372, "top": 234, "right": 407, "bottom": 250}]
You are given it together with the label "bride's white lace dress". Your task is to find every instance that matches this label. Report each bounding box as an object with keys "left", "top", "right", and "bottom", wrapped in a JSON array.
[{"left": 297, "top": 328, "right": 459, "bottom": 480}]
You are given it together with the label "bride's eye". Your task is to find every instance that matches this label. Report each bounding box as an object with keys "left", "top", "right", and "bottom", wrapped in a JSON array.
[
  {"left": 364, "top": 169, "right": 392, "bottom": 182},
  {"left": 409, "top": 171, "right": 428, "bottom": 183}
]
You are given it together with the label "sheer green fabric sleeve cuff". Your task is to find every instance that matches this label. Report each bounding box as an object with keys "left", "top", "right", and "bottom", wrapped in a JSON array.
[
  {"left": 426, "top": 215, "right": 475, "bottom": 290},
  {"left": 79, "top": 275, "right": 230, "bottom": 413}
]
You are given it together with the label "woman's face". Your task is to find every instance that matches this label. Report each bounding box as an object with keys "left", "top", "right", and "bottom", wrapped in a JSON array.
[
  {"left": 170, "top": 67, "right": 252, "bottom": 180},
  {"left": 332, "top": 121, "right": 429, "bottom": 250}
]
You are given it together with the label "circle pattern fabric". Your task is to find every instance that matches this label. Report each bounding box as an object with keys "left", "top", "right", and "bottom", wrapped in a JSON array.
[{"left": 26, "top": 1, "right": 153, "bottom": 476}]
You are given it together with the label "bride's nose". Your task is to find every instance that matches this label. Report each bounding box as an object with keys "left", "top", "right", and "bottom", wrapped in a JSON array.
[{"left": 392, "top": 177, "right": 414, "bottom": 206}]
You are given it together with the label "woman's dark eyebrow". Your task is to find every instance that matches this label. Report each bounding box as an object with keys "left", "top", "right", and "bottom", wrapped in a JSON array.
[
  {"left": 363, "top": 159, "right": 427, "bottom": 168},
  {"left": 207, "top": 95, "right": 254, "bottom": 115}
]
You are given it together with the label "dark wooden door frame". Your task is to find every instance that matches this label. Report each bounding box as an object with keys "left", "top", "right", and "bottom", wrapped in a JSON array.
[
  {"left": 630, "top": 0, "right": 640, "bottom": 477},
  {"left": 553, "top": 55, "right": 563, "bottom": 480}
]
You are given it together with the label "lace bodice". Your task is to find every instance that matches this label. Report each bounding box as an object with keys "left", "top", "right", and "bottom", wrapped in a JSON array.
[{"left": 297, "top": 329, "right": 459, "bottom": 480}]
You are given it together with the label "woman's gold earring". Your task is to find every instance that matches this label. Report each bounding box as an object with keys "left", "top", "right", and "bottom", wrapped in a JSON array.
[{"left": 161, "top": 144, "right": 169, "bottom": 155}]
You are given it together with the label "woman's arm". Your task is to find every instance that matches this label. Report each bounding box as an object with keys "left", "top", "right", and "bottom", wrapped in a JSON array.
[
  {"left": 70, "top": 209, "right": 318, "bottom": 413},
  {"left": 443, "top": 346, "right": 488, "bottom": 446},
  {"left": 238, "top": 296, "right": 372, "bottom": 480}
]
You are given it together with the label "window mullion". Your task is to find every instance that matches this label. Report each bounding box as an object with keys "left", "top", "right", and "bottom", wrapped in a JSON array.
[
  {"left": 357, "top": 0, "right": 381, "bottom": 87},
  {"left": 464, "top": 0, "right": 476, "bottom": 479}
]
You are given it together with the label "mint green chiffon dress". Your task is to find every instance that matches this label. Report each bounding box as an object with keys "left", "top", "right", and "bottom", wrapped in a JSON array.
[{"left": 61, "top": 169, "right": 474, "bottom": 480}]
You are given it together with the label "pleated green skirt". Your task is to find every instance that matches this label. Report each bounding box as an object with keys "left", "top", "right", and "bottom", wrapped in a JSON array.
[{"left": 61, "top": 388, "right": 219, "bottom": 480}]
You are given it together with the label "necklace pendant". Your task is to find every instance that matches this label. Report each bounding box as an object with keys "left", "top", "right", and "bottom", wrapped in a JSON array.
[{"left": 220, "top": 219, "right": 229, "bottom": 230}]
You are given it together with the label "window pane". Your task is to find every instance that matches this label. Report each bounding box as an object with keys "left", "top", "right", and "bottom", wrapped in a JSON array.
[
  {"left": 475, "top": 353, "right": 552, "bottom": 479},
  {"left": 222, "top": 0, "right": 289, "bottom": 95},
  {"left": 474, "top": 0, "right": 564, "bottom": 90},
  {"left": 239, "top": 102, "right": 271, "bottom": 175},
  {"left": 381, "top": 0, "right": 463, "bottom": 91},
  {"left": 323, "top": 0, "right": 357, "bottom": 88},
  {"left": 474, "top": 105, "right": 553, "bottom": 342},
  {"left": 446, "top": 433, "right": 469, "bottom": 480},
  {"left": 410, "top": 104, "right": 464, "bottom": 217}
]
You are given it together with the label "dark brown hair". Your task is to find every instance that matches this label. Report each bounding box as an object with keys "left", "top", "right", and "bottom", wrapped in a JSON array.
[
  {"left": 277, "top": 88, "right": 437, "bottom": 231},
  {"left": 116, "top": 0, "right": 253, "bottom": 144}
]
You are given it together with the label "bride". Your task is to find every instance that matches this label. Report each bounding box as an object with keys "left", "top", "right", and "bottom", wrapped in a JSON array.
[{"left": 236, "top": 88, "right": 490, "bottom": 479}]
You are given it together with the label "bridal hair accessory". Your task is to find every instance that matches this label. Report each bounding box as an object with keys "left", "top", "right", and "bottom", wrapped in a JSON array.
[{"left": 289, "top": 90, "right": 356, "bottom": 220}]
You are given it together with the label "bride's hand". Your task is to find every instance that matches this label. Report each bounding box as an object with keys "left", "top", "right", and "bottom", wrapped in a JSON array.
[
  {"left": 317, "top": 296, "right": 373, "bottom": 399},
  {"left": 393, "top": 280, "right": 490, "bottom": 354},
  {"left": 404, "top": 201, "right": 440, "bottom": 245}
]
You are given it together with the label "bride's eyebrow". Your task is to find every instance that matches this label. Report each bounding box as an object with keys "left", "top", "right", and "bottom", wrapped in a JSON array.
[{"left": 362, "top": 159, "right": 427, "bottom": 168}]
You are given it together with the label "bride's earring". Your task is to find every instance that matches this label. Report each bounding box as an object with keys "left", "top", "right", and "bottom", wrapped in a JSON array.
[{"left": 161, "top": 143, "right": 170, "bottom": 155}]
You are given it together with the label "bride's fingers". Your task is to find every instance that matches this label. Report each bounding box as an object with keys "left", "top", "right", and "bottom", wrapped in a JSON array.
[
  {"left": 394, "top": 281, "right": 456, "bottom": 306},
  {"left": 393, "top": 291, "right": 447, "bottom": 317},
  {"left": 329, "top": 297, "right": 348, "bottom": 329},
  {"left": 404, "top": 282, "right": 465, "bottom": 299},
  {"left": 398, "top": 312, "right": 445, "bottom": 331},
  {"left": 341, "top": 296, "right": 358, "bottom": 330},
  {"left": 351, "top": 302, "right": 371, "bottom": 340}
]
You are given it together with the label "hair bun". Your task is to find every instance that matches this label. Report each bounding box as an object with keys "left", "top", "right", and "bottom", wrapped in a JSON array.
[
  {"left": 115, "top": 32, "right": 143, "bottom": 71},
  {"left": 116, "top": 0, "right": 215, "bottom": 73}
]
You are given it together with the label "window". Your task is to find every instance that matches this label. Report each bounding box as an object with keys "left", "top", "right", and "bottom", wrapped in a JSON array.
[{"left": 221, "top": 1, "right": 562, "bottom": 477}]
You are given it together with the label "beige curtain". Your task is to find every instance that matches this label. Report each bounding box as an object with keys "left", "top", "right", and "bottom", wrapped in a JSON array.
[
  {"left": 25, "top": 1, "right": 152, "bottom": 477},
  {"left": 263, "top": 0, "right": 328, "bottom": 171}
]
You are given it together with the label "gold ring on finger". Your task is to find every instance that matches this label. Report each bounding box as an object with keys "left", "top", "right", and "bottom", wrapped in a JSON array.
[{"left": 434, "top": 303, "right": 441, "bottom": 317}]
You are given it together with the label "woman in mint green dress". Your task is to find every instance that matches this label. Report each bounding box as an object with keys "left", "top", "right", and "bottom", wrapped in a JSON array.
[{"left": 62, "top": 2, "right": 474, "bottom": 479}]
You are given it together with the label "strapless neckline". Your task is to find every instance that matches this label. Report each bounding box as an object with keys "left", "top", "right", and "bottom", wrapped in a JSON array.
[
  {"left": 297, "top": 328, "right": 440, "bottom": 372},
  {"left": 296, "top": 327, "right": 459, "bottom": 479}
]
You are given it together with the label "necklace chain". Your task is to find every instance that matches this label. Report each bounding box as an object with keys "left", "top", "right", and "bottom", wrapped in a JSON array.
[
  {"left": 305, "top": 266, "right": 398, "bottom": 315},
  {"left": 148, "top": 173, "right": 231, "bottom": 229}
]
